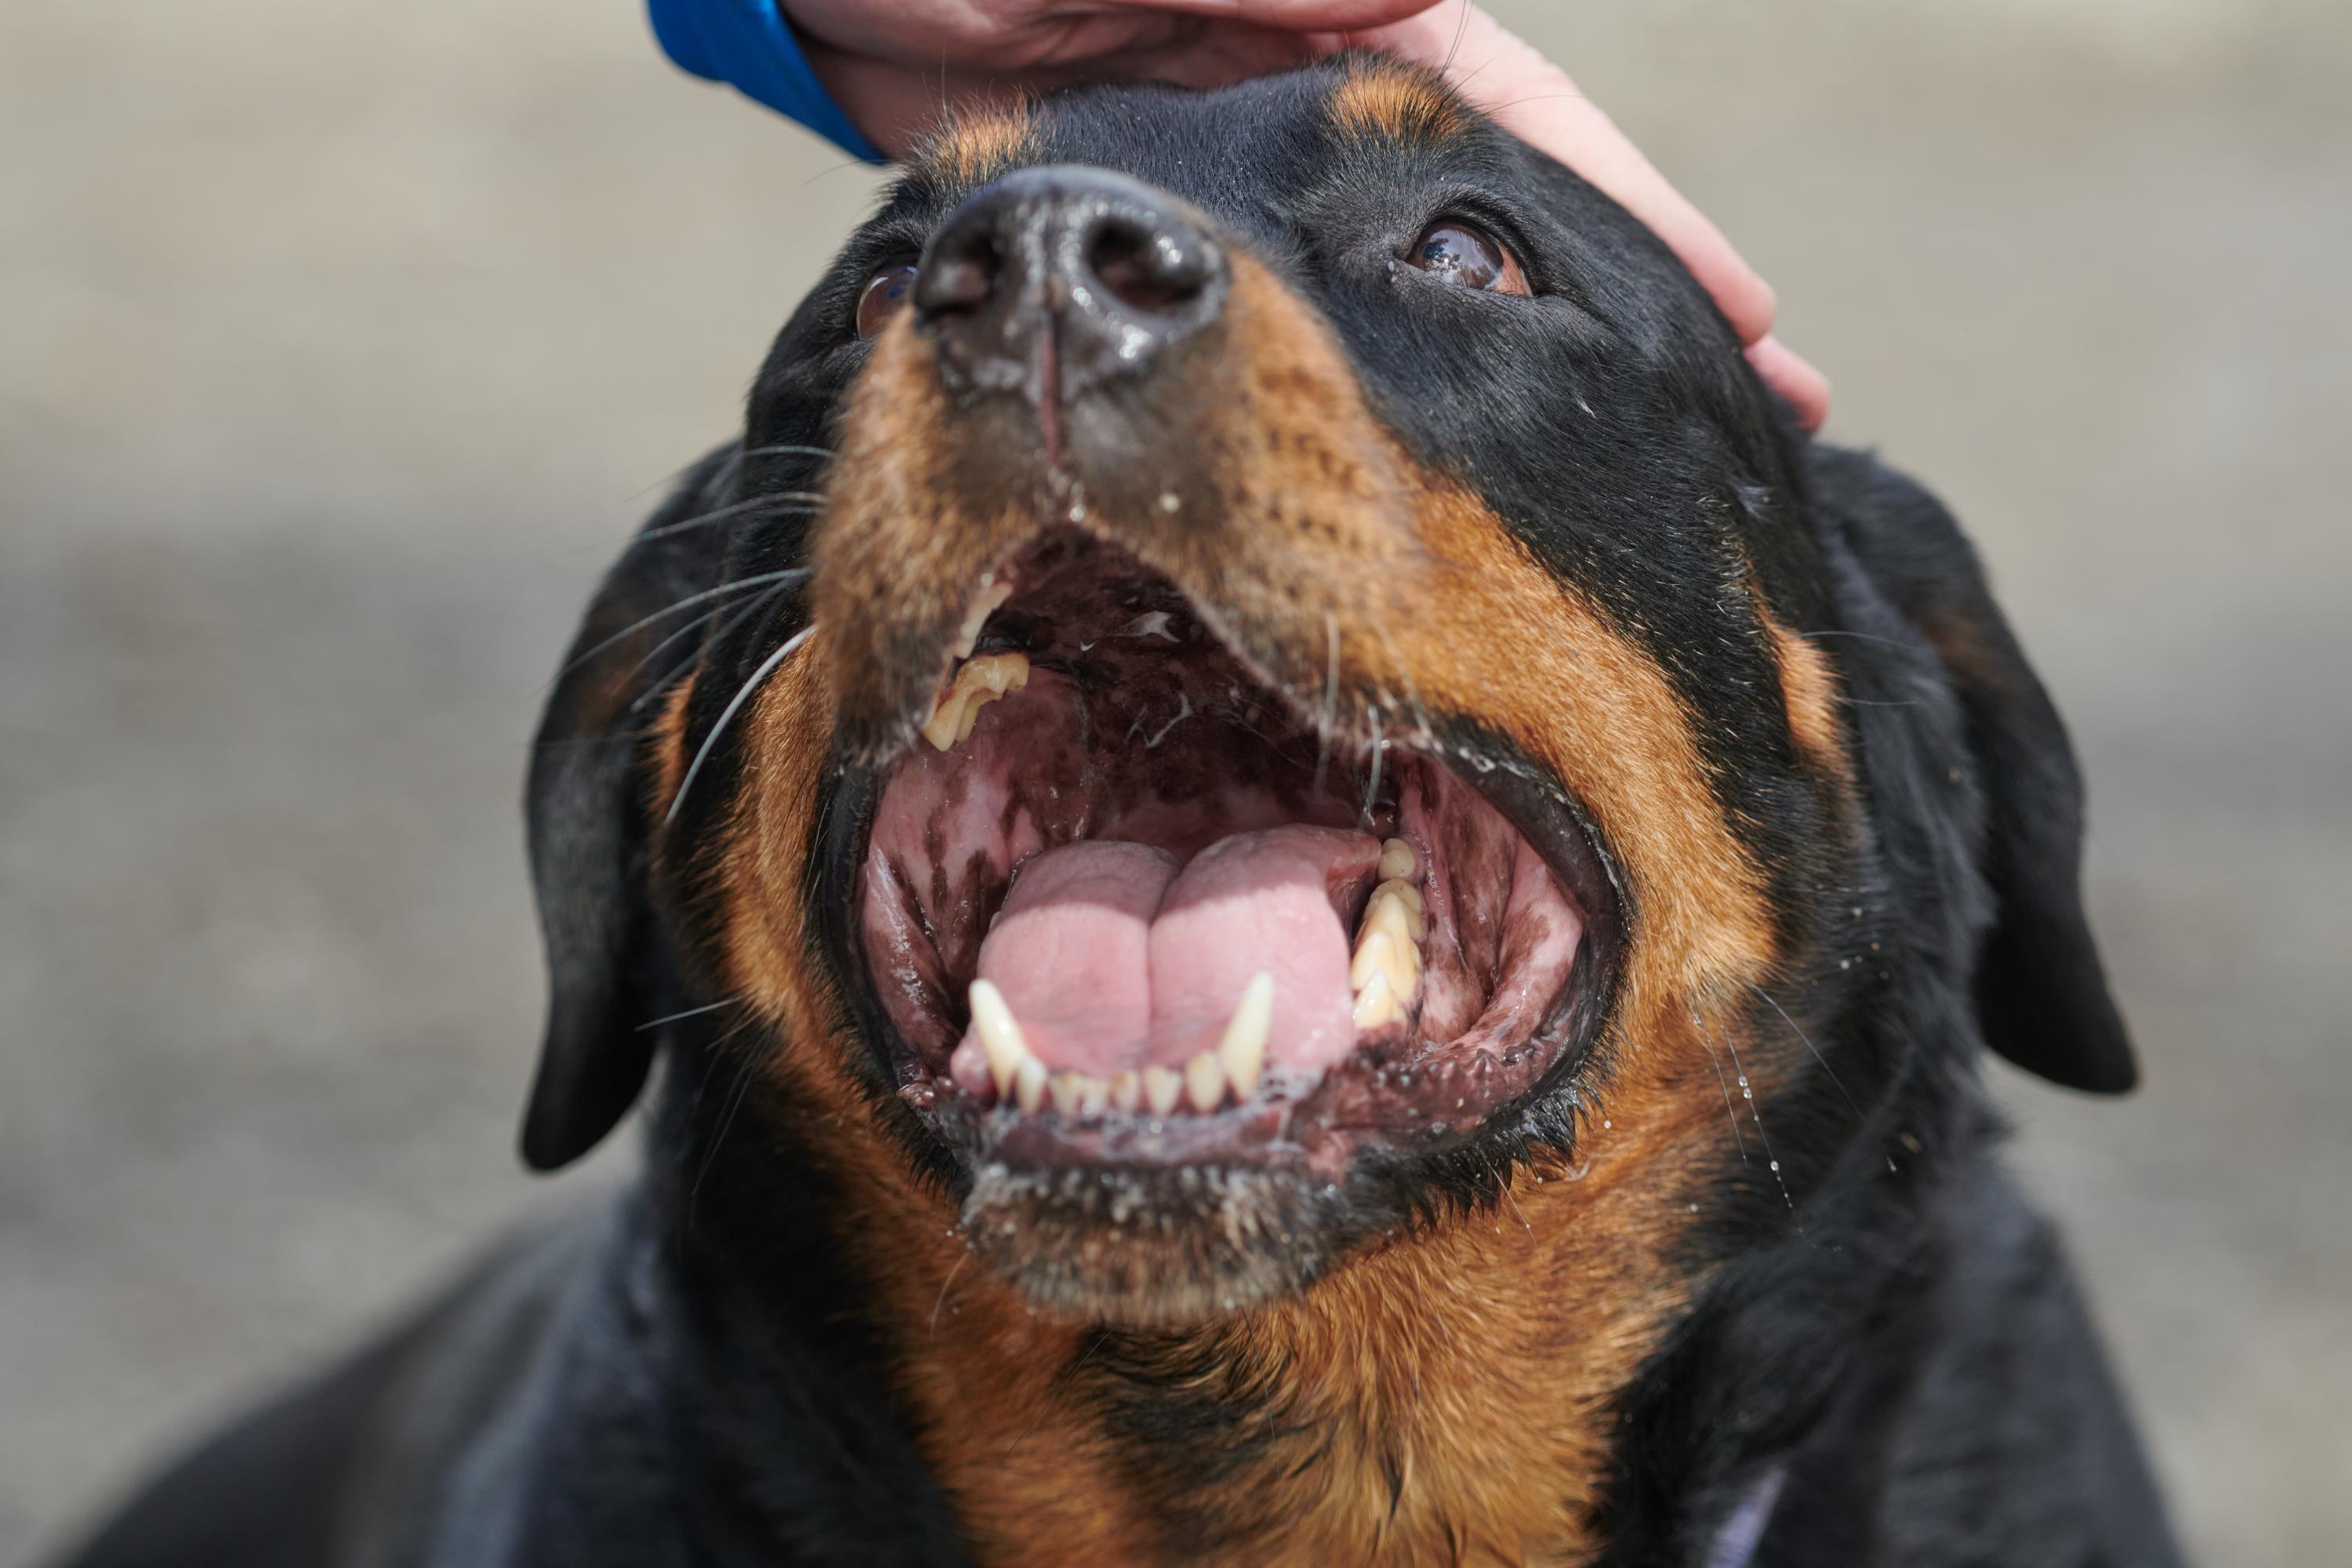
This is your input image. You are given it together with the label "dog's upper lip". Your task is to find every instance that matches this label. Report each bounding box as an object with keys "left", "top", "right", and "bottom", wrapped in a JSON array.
[{"left": 819, "top": 530, "right": 1625, "bottom": 1172}]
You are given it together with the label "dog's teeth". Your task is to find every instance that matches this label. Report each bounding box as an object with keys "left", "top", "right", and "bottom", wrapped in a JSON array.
[
  {"left": 1348, "top": 862, "right": 1424, "bottom": 1033},
  {"left": 1378, "top": 837, "right": 1418, "bottom": 882},
  {"left": 1348, "top": 880, "right": 1422, "bottom": 1020},
  {"left": 952, "top": 578, "right": 1014, "bottom": 661},
  {"left": 920, "top": 692, "right": 959, "bottom": 750},
  {"left": 967, "top": 979, "right": 1030, "bottom": 1098},
  {"left": 920, "top": 651, "right": 1029, "bottom": 751},
  {"left": 1365, "top": 886, "right": 1421, "bottom": 952},
  {"left": 1109, "top": 1070, "right": 1143, "bottom": 1114},
  {"left": 1142, "top": 1065, "right": 1184, "bottom": 1116},
  {"left": 1184, "top": 1051, "right": 1227, "bottom": 1113},
  {"left": 1352, "top": 969, "right": 1404, "bottom": 1030},
  {"left": 970, "top": 652, "right": 1029, "bottom": 692},
  {"left": 1217, "top": 972, "right": 1273, "bottom": 1100},
  {"left": 1013, "top": 1055, "right": 1048, "bottom": 1113},
  {"left": 1370, "top": 877, "right": 1426, "bottom": 939},
  {"left": 1049, "top": 1072, "right": 1109, "bottom": 1117}
]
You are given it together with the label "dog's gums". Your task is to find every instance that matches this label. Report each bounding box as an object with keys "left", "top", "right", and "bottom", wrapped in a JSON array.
[{"left": 855, "top": 532, "right": 1613, "bottom": 1177}]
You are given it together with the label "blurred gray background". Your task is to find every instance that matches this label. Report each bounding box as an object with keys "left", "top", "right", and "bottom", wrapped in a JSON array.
[{"left": 4, "top": 1, "right": 2347, "bottom": 1561}]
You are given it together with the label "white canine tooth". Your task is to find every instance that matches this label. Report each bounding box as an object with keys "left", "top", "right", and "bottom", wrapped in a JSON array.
[
  {"left": 1013, "top": 1055, "right": 1048, "bottom": 1112},
  {"left": 1371, "top": 878, "right": 1426, "bottom": 939},
  {"left": 920, "top": 651, "right": 1029, "bottom": 751},
  {"left": 953, "top": 578, "right": 1013, "bottom": 660},
  {"left": 920, "top": 691, "right": 963, "bottom": 751},
  {"left": 1353, "top": 969, "right": 1404, "bottom": 1030},
  {"left": 967, "top": 979, "right": 1030, "bottom": 1098},
  {"left": 1348, "top": 880, "right": 1421, "bottom": 1007},
  {"left": 1349, "top": 928, "right": 1399, "bottom": 993},
  {"left": 1109, "top": 1070, "right": 1143, "bottom": 1114},
  {"left": 1360, "top": 895, "right": 1421, "bottom": 991},
  {"left": 1142, "top": 1065, "right": 1184, "bottom": 1116},
  {"left": 1379, "top": 837, "right": 1419, "bottom": 882},
  {"left": 1184, "top": 1051, "right": 1227, "bottom": 1113},
  {"left": 1217, "top": 972, "right": 1274, "bottom": 1100}
]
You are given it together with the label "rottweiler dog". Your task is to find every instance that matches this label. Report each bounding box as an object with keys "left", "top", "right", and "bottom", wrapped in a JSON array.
[{"left": 61, "top": 56, "right": 2182, "bottom": 1568}]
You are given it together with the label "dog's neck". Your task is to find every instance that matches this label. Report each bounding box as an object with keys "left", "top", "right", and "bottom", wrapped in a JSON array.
[
  {"left": 645, "top": 1039, "right": 1891, "bottom": 1566},
  {"left": 804, "top": 1137, "right": 1742, "bottom": 1566},
  {"left": 894, "top": 1233, "right": 1661, "bottom": 1563}
]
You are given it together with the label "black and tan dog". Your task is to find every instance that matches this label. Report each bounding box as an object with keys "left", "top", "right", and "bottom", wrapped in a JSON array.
[{"left": 64, "top": 57, "right": 2182, "bottom": 1568}]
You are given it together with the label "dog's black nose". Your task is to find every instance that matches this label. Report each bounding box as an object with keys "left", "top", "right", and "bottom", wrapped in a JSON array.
[{"left": 915, "top": 167, "right": 1227, "bottom": 407}]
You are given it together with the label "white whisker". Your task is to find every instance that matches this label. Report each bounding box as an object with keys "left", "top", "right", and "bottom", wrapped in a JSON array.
[
  {"left": 665, "top": 624, "right": 816, "bottom": 826},
  {"left": 1750, "top": 981, "right": 1864, "bottom": 1120},
  {"left": 1689, "top": 1001, "right": 1749, "bottom": 1163},
  {"left": 628, "top": 579, "right": 798, "bottom": 715},
  {"left": 1718, "top": 1022, "right": 1798, "bottom": 1223},
  {"left": 639, "top": 491, "right": 827, "bottom": 543},
  {"left": 634, "top": 996, "right": 744, "bottom": 1033},
  {"left": 557, "top": 569, "right": 806, "bottom": 681}
]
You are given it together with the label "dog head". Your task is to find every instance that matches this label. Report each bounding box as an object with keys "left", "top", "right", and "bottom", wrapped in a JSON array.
[{"left": 518, "top": 59, "right": 2131, "bottom": 1342}]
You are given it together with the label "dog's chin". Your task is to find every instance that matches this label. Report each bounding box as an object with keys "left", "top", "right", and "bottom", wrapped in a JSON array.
[
  {"left": 959, "top": 1157, "right": 1356, "bottom": 1324},
  {"left": 822, "top": 530, "right": 1622, "bottom": 1323}
]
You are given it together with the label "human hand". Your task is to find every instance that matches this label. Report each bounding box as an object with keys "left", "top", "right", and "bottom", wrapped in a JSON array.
[{"left": 789, "top": 0, "right": 1828, "bottom": 427}]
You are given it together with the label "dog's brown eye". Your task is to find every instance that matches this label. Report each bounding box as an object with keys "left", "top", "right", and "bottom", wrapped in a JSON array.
[
  {"left": 856, "top": 262, "right": 918, "bottom": 338},
  {"left": 1407, "top": 222, "right": 1530, "bottom": 297}
]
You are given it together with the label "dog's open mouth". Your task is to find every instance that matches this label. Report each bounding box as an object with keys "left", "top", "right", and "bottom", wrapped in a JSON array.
[{"left": 847, "top": 532, "right": 1619, "bottom": 1176}]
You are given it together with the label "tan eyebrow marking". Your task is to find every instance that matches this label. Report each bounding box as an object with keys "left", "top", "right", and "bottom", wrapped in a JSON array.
[
  {"left": 920, "top": 100, "right": 1039, "bottom": 186},
  {"left": 1327, "top": 58, "right": 1469, "bottom": 145},
  {"left": 1763, "top": 615, "right": 1849, "bottom": 776}
]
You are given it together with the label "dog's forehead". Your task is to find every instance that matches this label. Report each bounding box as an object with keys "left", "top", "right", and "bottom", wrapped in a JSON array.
[{"left": 890, "top": 60, "right": 1521, "bottom": 247}]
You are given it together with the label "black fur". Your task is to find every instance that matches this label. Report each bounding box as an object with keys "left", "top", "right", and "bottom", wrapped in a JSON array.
[
  {"left": 518, "top": 450, "right": 740, "bottom": 1171},
  {"left": 54, "top": 60, "right": 2177, "bottom": 1568}
]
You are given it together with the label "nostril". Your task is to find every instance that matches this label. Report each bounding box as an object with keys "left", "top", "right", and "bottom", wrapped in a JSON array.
[
  {"left": 916, "top": 170, "right": 1226, "bottom": 403},
  {"left": 918, "top": 237, "right": 1000, "bottom": 322},
  {"left": 1087, "top": 220, "right": 1205, "bottom": 314}
]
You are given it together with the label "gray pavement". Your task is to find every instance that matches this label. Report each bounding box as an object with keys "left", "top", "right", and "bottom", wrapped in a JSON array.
[{"left": 4, "top": 2, "right": 2347, "bottom": 1561}]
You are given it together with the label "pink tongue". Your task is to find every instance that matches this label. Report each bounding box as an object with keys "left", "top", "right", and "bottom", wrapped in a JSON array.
[
  {"left": 967, "top": 840, "right": 1177, "bottom": 1077},
  {"left": 956, "top": 827, "right": 1378, "bottom": 1083},
  {"left": 1147, "top": 827, "right": 1377, "bottom": 1073}
]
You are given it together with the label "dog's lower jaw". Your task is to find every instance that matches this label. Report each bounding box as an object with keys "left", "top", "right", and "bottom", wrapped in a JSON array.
[{"left": 956, "top": 1158, "right": 1352, "bottom": 1324}]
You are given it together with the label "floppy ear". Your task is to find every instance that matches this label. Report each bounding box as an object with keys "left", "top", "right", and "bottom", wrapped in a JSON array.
[
  {"left": 519, "top": 448, "right": 739, "bottom": 1170},
  {"left": 1816, "top": 451, "right": 2137, "bottom": 1093}
]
